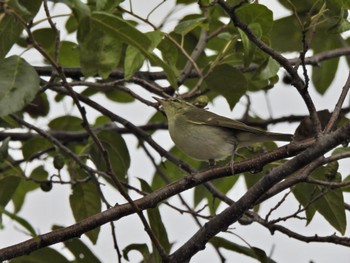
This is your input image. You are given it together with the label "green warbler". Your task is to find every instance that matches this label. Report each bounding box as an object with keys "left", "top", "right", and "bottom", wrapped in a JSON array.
[{"left": 156, "top": 97, "right": 293, "bottom": 163}]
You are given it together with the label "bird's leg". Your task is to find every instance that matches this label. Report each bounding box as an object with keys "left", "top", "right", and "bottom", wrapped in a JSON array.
[
  {"left": 229, "top": 143, "right": 237, "bottom": 175},
  {"left": 230, "top": 152, "right": 235, "bottom": 175},
  {"left": 208, "top": 159, "right": 216, "bottom": 167}
]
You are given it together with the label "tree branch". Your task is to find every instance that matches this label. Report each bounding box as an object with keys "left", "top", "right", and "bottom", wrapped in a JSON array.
[{"left": 167, "top": 121, "right": 350, "bottom": 262}]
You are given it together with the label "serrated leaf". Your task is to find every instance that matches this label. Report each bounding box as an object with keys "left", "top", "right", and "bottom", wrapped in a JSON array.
[
  {"left": 206, "top": 64, "right": 247, "bottom": 110},
  {"left": 69, "top": 165, "right": 101, "bottom": 244},
  {"left": 0, "top": 56, "right": 40, "bottom": 117}
]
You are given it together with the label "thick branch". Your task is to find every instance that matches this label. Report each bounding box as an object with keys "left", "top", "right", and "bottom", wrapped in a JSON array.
[
  {"left": 0, "top": 138, "right": 311, "bottom": 260},
  {"left": 167, "top": 122, "right": 350, "bottom": 262}
]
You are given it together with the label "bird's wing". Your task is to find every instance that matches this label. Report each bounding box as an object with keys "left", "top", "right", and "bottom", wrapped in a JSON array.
[{"left": 183, "top": 107, "right": 266, "bottom": 135}]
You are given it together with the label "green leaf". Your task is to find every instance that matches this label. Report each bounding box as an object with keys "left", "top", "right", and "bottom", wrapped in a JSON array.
[
  {"left": 48, "top": 115, "right": 83, "bottom": 131},
  {"left": 55, "top": 0, "right": 91, "bottom": 21},
  {"left": 238, "top": 24, "right": 261, "bottom": 67},
  {"left": 278, "top": 0, "right": 322, "bottom": 14},
  {"left": 12, "top": 165, "right": 49, "bottom": 213},
  {"left": 10, "top": 247, "right": 70, "bottom": 263},
  {"left": 0, "top": 206, "right": 36, "bottom": 237},
  {"left": 236, "top": 4, "right": 273, "bottom": 36},
  {"left": 332, "top": 146, "right": 350, "bottom": 155},
  {"left": 56, "top": 227, "right": 101, "bottom": 263},
  {"left": 174, "top": 17, "right": 207, "bottom": 35},
  {"left": 105, "top": 88, "right": 135, "bottom": 103},
  {"left": 78, "top": 17, "right": 123, "bottom": 78},
  {"left": 90, "top": 12, "right": 151, "bottom": 50},
  {"left": 206, "top": 64, "right": 247, "bottom": 109},
  {"left": 0, "top": 176, "right": 21, "bottom": 208},
  {"left": 124, "top": 31, "right": 163, "bottom": 80},
  {"left": 0, "top": 137, "right": 10, "bottom": 162},
  {"left": 292, "top": 166, "right": 346, "bottom": 234},
  {"left": 253, "top": 56, "right": 280, "bottom": 81},
  {"left": 0, "top": 56, "right": 40, "bottom": 117},
  {"left": 58, "top": 41, "right": 80, "bottom": 67},
  {"left": 96, "top": 0, "right": 124, "bottom": 11},
  {"left": 22, "top": 137, "right": 52, "bottom": 161},
  {"left": 210, "top": 237, "right": 276, "bottom": 263},
  {"left": 141, "top": 180, "right": 171, "bottom": 260},
  {"left": 23, "top": 92, "right": 50, "bottom": 118},
  {"left": 89, "top": 130, "right": 130, "bottom": 183},
  {"left": 124, "top": 45, "right": 145, "bottom": 80},
  {"left": 271, "top": 15, "right": 302, "bottom": 52},
  {"left": 312, "top": 57, "right": 339, "bottom": 94},
  {"left": 292, "top": 180, "right": 317, "bottom": 222},
  {"left": 65, "top": 239, "right": 101, "bottom": 262},
  {"left": 342, "top": 175, "right": 350, "bottom": 192},
  {"left": 311, "top": 26, "right": 341, "bottom": 94},
  {"left": 32, "top": 28, "right": 56, "bottom": 55},
  {"left": 0, "top": 0, "right": 42, "bottom": 58},
  {"left": 194, "top": 174, "right": 239, "bottom": 214},
  {"left": 123, "top": 243, "right": 151, "bottom": 261},
  {"left": 69, "top": 165, "right": 101, "bottom": 244},
  {"left": 90, "top": 12, "right": 178, "bottom": 87},
  {"left": 158, "top": 37, "right": 179, "bottom": 71},
  {"left": 151, "top": 146, "right": 201, "bottom": 189}
]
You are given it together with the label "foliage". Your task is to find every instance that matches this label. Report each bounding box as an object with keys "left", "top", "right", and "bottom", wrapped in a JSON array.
[{"left": 0, "top": 0, "right": 350, "bottom": 262}]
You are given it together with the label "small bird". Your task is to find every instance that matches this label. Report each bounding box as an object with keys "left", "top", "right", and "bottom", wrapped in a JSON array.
[{"left": 155, "top": 97, "right": 293, "bottom": 164}]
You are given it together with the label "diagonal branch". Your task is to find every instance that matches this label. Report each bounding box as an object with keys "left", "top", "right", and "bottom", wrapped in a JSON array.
[{"left": 167, "top": 121, "right": 350, "bottom": 262}]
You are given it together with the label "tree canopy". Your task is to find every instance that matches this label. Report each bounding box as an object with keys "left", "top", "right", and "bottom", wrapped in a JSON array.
[{"left": 0, "top": 0, "right": 350, "bottom": 262}]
